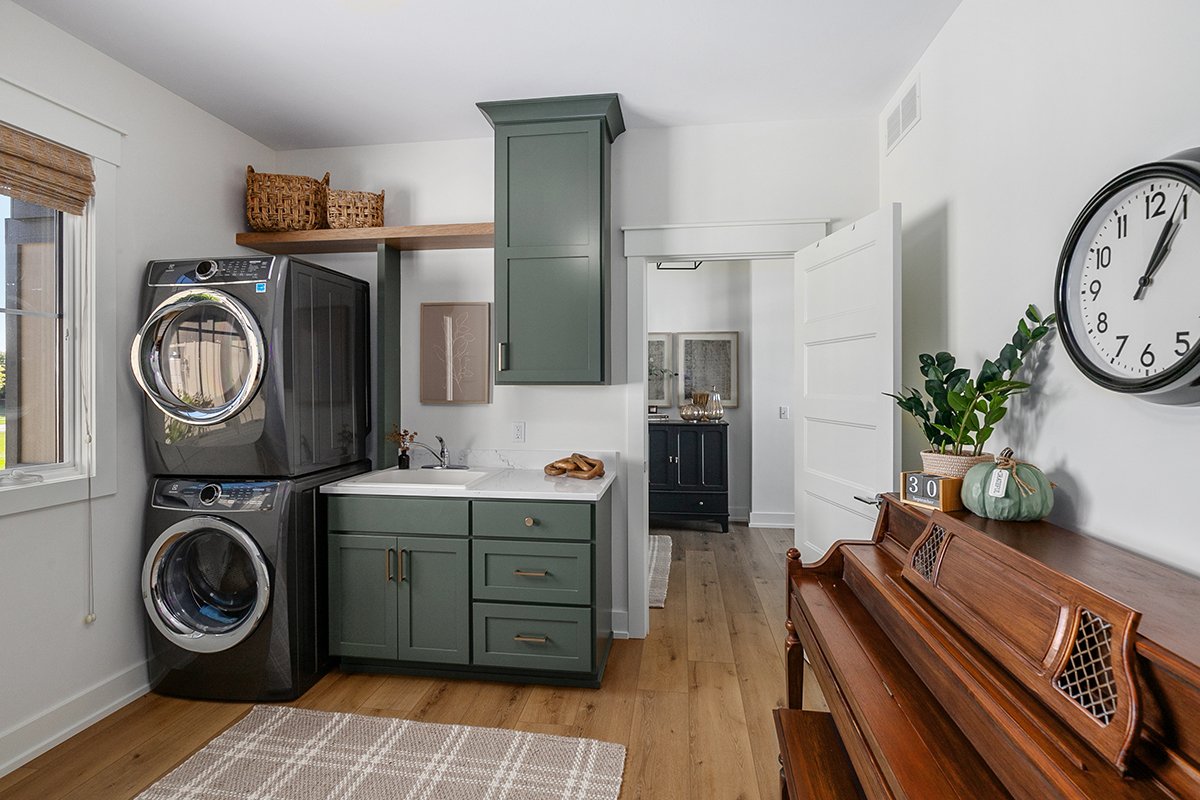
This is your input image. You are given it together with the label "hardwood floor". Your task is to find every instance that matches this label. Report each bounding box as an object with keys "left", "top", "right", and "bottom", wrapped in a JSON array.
[{"left": 2, "top": 525, "right": 797, "bottom": 800}]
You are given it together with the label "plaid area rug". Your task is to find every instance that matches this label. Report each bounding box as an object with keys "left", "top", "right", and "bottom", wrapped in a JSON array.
[
  {"left": 648, "top": 534, "right": 672, "bottom": 608},
  {"left": 137, "top": 705, "right": 626, "bottom": 800}
]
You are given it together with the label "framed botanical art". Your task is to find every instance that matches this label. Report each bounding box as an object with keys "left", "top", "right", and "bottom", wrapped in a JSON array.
[
  {"left": 419, "top": 302, "right": 491, "bottom": 404},
  {"left": 647, "top": 332, "right": 674, "bottom": 406},
  {"left": 676, "top": 331, "right": 739, "bottom": 407}
]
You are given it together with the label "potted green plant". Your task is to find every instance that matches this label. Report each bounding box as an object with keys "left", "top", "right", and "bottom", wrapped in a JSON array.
[{"left": 886, "top": 305, "right": 1055, "bottom": 478}]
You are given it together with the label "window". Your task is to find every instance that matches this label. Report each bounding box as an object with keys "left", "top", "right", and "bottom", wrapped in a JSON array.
[{"left": 1, "top": 193, "right": 67, "bottom": 473}]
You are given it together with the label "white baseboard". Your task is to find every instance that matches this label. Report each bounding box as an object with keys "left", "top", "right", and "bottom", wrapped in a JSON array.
[
  {"left": 0, "top": 660, "right": 149, "bottom": 776},
  {"left": 749, "top": 511, "right": 795, "bottom": 528},
  {"left": 611, "top": 609, "right": 629, "bottom": 639}
]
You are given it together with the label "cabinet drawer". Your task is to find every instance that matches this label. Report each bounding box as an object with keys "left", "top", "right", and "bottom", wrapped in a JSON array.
[
  {"left": 472, "top": 603, "right": 592, "bottom": 673},
  {"left": 473, "top": 540, "right": 591, "bottom": 605},
  {"left": 473, "top": 500, "right": 592, "bottom": 540},
  {"left": 649, "top": 491, "right": 728, "bottom": 515},
  {"left": 327, "top": 496, "right": 469, "bottom": 536}
]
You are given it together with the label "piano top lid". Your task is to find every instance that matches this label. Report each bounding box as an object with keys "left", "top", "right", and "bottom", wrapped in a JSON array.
[{"left": 910, "top": 501, "right": 1200, "bottom": 671}]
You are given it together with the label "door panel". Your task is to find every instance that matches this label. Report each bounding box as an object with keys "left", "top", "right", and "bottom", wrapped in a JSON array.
[
  {"left": 398, "top": 536, "right": 470, "bottom": 664},
  {"left": 795, "top": 205, "right": 901, "bottom": 560},
  {"left": 328, "top": 534, "right": 398, "bottom": 660},
  {"left": 675, "top": 427, "right": 701, "bottom": 488},
  {"left": 698, "top": 427, "right": 727, "bottom": 490},
  {"left": 648, "top": 425, "right": 672, "bottom": 490}
]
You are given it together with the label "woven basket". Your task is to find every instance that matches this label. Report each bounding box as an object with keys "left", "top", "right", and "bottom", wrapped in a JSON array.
[
  {"left": 327, "top": 188, "right": 384, "bottom": 229},
  {"left": 245, "top": 165, "right": 329, "bottom": 232},
  {"left": 920, "top": 450, "right": 994, "bottom": 479}
]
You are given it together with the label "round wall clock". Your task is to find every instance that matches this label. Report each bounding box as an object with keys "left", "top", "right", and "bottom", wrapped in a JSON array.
[{"left": 1055, "top": 147, "right": 1200, "bottom": 404}]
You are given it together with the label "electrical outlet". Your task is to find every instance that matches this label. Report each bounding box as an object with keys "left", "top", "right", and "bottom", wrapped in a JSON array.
[
  {"left": 511, "top": 421, "right": 526, "bottom": 443},
  {"left": 779, "top": 406, "right": 790, "bottom": 420}
]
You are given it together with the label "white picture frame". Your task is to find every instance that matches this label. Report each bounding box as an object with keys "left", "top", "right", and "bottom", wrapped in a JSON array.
[
  {"left": 676, "top": 331, "right": 739, "bottom": 408},
  {"left": 647, "top": 332, "right": 674, "bottom": 406}
]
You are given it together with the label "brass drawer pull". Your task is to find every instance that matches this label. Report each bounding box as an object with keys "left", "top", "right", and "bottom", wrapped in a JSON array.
[
  {"left": 513, "top": 569, "right": 549, "bottom": 577},
  {"left": 513, "top": 634, "right": 549, "bottom": 644},
  {"left": 399, "top": 548, "right": 407, "bottom": 582},
  {"left": 386, "top": 548, "right": 395, "bottom": 582},
  {"left": 524, "top": 516, "right": 536, "bottom": 527}
]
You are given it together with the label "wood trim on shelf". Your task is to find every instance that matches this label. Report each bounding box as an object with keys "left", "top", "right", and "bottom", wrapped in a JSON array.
[{"left": 235, "top": 222, "right": 494, "bottom": 255}]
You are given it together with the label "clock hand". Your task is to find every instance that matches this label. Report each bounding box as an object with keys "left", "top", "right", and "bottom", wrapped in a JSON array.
[{"left": 1133, "top": 189, "right": 1188, "bottom": 300}]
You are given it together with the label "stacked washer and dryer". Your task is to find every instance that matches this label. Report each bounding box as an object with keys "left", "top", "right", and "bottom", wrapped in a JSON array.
[{"left": 131, "top": 256, "right": 370, "bottom": 701}]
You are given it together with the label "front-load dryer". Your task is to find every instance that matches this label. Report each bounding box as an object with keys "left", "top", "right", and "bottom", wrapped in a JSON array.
[
  {"left": 131, "top": 255, "right": 369, "bottom": 478},
  {"left": 141, "top": 462, "right": 367, "bottom": 701}
]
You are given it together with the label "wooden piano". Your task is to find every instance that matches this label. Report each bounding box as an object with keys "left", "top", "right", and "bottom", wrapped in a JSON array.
[{"left": 776, "top": 493, "right": 1200, "bottom": 800}]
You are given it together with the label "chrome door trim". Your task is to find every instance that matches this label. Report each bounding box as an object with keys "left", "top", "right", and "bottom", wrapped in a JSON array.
[
  {"left": 141, "top": 515, "right": 271, "bottom": 654},
  {"left": 130, "top": 289, "right": 265, "bottom": 425}
]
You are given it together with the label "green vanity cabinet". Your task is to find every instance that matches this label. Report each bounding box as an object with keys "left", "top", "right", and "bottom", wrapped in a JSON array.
[
  {"left": 478, "top": 94, "right": 624, "bottom": 385},
  {"left": 327, "top": 497, "right": 471, "bottom": 665},
  {"left": 326, "top": 490, "right": 612, "bottom": 686}
]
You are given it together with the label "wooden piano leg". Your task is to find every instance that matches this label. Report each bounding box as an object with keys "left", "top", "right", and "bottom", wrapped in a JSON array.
[{"left": 785, "top": 618, "right": 804, "bottom": 709}]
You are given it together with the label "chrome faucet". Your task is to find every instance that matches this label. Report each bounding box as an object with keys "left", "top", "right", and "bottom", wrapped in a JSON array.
[{"left": 412, "top": 435, "right": 469, "bottom": 469}]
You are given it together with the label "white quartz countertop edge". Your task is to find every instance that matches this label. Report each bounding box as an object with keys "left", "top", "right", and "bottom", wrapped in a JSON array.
[{"left": 320, "top": 467, "right": 616, "bottom": 502}]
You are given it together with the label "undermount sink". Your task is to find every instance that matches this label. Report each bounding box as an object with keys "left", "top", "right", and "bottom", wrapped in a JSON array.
[{"left": 339, "top": 468, "right": 492, "bottom": 490}]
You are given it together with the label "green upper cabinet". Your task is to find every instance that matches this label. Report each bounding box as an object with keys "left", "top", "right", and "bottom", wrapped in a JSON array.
[{"left": 478, "top": 94, "right": 624, "bottom": 385}]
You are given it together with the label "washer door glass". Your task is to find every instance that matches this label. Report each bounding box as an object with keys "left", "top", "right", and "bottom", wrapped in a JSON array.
[
  {"left": 142, "top": 517, "right": 271, "bottom": 653},
  {"left": 131, "top": 289, "right": 265, "bottom": 425}
]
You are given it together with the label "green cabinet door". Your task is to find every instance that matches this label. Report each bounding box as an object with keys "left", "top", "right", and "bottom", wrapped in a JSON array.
[
  {"left": 328, "top": 533, "right": 398, "bottom": 660},
  {"left": 479, "top": 95, "right": 624, "bottom": 386},
  {"left": 397, "top": 535, "right": 470, "bottom": 665}
]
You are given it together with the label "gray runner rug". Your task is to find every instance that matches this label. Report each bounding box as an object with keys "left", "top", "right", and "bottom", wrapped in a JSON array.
[
  {"left": 136, "top": 705, "right": 626, "bottom": 800},
  {"left": 648, "top": 534, "right": 672, "bottom": 608}
]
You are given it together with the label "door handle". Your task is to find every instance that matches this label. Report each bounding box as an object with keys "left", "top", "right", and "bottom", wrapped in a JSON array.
[
  {"left": 524, "top": 516, "right": 536, "bottom": 527},
  {"left": 386, "top": 548, "right": 395, "bottom": 582},
  {"left": 398, "top": 548, "right": 407, "bottom": 582},
  {"left": 513, "top": 634, "right": 549, "bottom": 644},
  {"left": 513, "top": 569, "right": 549, "bottom": 577},
  {"left": 497, "top": 342, "right": 508, "bottom": 371},
  {"left": 854, "top": 494, "right": 884, "bottom": 508}
]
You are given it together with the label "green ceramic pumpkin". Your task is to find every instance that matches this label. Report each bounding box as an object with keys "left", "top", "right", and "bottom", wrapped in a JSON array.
[{"left": 961, "top": 457, "right": 1054, "bottom": 521}]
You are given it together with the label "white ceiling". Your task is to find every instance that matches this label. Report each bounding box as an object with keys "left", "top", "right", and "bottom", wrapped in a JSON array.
[{"left": 14, "top": 0, "right": 961, "bottom": 151}]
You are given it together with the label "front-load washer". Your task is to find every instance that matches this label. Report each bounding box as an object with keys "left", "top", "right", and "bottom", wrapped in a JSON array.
[
  {"left": 131, "top": 255, "right": 369, "bottom": 478},
  {"left": 141, "top": 462, "right": 367, "bottom": 701}
]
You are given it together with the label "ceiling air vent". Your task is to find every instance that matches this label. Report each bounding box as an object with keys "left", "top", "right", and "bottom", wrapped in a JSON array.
[{"left": 885, "top": 78, "right": 920, "bottom": 155}]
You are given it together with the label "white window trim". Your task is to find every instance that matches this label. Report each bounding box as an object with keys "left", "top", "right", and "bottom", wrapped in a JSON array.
[{"left": 0, "top": 76, "right": 122, "bottom": 516}]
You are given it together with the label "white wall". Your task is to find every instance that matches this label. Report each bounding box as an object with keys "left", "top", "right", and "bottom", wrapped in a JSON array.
[
  {"left": 881, "top": 0, "right": 1200, "bottom": 576},
  {"left": 749, "top": 259, "right": 795, "bottom": 527},
  {"left": 647, "top": 260, "right": 752, "bottom": 520},
  {"left": 0, "top": 0, "right": 275, "bottom": 773}
]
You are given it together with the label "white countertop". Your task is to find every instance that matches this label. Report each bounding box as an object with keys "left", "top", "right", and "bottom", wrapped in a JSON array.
[{"left": 321, "top": 466, "right": 616, "bottom": 502}]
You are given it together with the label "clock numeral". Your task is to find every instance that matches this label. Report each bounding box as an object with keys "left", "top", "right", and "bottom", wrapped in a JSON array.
[
  {"left": 1184, "top": 193, "right": 1190, "bottom": 220},
  {"left": 1096, "top": 312, "right": 1109, "bottom": 333},
  {"left": 1116, "top": 214, "right": 1128, "bottom": 238},
  {"left": 1115, "top": 334, "right": 1129, "bottom": 357},
  {"left": 1141, "top": 344, "right": 1156, "bottom": 368},
  {"left": 1146, "top": 190, "right": 1167, "bottom": 219},
  {"left": 1090, "top": 246, "right": 1112, "bottom": 268},
  {"left": 1177, "top": 331, "right": 1191, "bottom": 356},
  {"left": 1087, "top": 279, "right": 1102, "bottom": 299}
]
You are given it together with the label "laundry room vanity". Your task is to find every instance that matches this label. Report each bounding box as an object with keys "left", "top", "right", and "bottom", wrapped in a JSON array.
[{"left": 320, "top": 467, "right": 615, "bottom": 687}]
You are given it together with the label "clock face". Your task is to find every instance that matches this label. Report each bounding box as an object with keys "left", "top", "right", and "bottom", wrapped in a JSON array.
[{"left": 1057, "top": 159, "right": 1200, "bottom": 400}]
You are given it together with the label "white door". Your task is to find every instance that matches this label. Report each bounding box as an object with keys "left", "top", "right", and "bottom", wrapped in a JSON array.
[{"left": 794, "top": 204, "right": 901, "bottom": 561}]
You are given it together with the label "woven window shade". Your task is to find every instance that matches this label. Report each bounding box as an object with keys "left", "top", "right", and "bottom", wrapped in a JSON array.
[{"left": 0, "top": 122, "right": 95, "bottom": 215}]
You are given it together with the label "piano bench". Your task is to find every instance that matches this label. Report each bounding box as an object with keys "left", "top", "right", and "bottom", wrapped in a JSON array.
[{"left": 773, "top": 708, "right": 864, "bottom": 800}]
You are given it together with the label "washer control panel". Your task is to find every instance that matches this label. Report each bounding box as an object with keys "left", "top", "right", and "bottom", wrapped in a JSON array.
[
  {"left": 153, "top": 479, "right": 278, "bottom": 512},
  {"left": 146, "top": 257, "right": 275, "bottom": 286}
]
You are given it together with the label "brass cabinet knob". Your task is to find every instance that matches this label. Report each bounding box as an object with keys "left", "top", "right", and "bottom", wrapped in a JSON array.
[{"left": 524, "top": 516, "right": 535, "bottom": 527}]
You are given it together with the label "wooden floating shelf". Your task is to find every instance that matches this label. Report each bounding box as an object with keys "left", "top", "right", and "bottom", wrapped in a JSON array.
[{"left": 235, "top": 222, "right": 494, "bottom": 255}]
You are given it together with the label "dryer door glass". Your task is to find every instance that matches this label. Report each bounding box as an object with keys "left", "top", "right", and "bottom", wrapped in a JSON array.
[
  {"left": 142, "top": 517, "right": 272, "bottom": 653},
  {"left": 131, "top": 289, "right": 265, "bottom": 425}
]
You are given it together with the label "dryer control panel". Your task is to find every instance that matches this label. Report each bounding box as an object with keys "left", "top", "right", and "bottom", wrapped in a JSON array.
[
  {"left": 146, "top": 257, "right": 275, "bottom": 286},
  {"left": 152, "top": 479, "right": 278, "bottom": 512}
]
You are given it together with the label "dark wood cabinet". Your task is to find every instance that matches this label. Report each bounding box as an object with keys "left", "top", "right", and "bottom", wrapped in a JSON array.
[
  {"left": 478, "top": 95, "right": 624, "bottom": 385},
  {"left": 648, "top": 421, "right": 729, "bottom": 532}
]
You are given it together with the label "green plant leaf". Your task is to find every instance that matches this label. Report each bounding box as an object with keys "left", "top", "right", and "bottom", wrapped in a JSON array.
[
  {"left": 935, "top": 351, "right": 955, "bottom": 372},
  {"left": 1026, "top": 304, "right": 1041, "bottom": 323},
  {"left": 946, "top": 391, "right": 970, "bottom": 412}
]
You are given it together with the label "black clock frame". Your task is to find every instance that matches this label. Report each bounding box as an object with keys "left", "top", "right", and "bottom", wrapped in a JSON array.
[{"left": 1054, "top": 147, "right": 1200, "bottom": 404}]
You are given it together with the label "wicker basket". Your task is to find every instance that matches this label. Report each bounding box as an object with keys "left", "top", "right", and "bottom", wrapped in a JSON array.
[
  {"left": 920, "top": 450, "right": 994, "bottom": 479},
  {"left": 245, "top": 165, "right": 329, "bottom": 232},
  {"left": 327, "top": 188, "right": 384, "bottom": 229}
]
